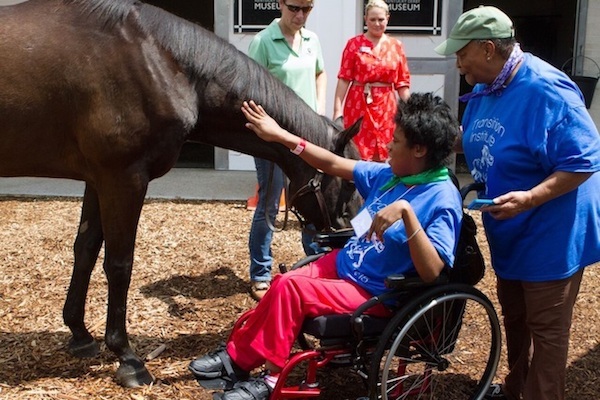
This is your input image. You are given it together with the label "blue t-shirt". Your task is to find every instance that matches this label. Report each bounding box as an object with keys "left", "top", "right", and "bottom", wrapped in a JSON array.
[
  {"left": 335, "top": 161, "right": 463, "bottom": 296},
  {"left": 462, "top": 53, "right": 600, "bottom": 281}
]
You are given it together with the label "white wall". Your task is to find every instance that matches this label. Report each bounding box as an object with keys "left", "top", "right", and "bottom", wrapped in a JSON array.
[{"left": 305, "top": 0, "right": 360, "bottom": 117}]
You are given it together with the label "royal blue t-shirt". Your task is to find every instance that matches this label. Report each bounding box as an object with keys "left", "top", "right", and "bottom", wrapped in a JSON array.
[
  {"left": 462, "top": 53, "right": 600, "bottom": 281},
  {"left": 335, "top": 161, "right": 462, "bottom": 296}
]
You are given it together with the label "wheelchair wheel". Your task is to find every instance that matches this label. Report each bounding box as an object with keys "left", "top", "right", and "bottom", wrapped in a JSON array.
[{"left": 367, "top": 284, "right": 501, "bottom": 400}]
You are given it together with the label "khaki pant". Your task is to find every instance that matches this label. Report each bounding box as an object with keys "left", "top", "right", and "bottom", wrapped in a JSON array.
[{"left": 497, "top": 269, "right": 584, "bottom": 400}]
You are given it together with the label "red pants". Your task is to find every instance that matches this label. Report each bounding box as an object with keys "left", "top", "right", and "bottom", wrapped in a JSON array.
[
  {"left": 498, "top": 269, "right": 584, "bottom": 400},
  {"left": 226, "top": 250, "right": 391, "bottom": 370}
]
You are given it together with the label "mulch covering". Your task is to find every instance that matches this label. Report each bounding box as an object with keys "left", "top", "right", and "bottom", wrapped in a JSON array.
[{"left": 0, "top": 198, "right": 598, "bottom": 399}]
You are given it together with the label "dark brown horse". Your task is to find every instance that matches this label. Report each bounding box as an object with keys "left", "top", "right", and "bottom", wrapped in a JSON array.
[{"left": 0, "top": 0, "right": 362, "bottom": 387}]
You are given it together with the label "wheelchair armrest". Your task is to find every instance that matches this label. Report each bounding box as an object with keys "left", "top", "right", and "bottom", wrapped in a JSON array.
[
  {"left": 350, "top": 294, "right": 392, "bottom": 340},
  {"left": 314, "top": 228, "right": 355, "bottom": 249},
  {"left": 385, "top": 272, "right": 449, "bottom": 290}
]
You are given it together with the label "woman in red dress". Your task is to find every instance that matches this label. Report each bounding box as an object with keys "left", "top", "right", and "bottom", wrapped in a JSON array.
[{"left": 333, "top": 0, "right": 411, "bottom": 161}]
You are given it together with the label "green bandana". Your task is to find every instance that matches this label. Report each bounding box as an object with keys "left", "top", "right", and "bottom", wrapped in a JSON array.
[{"left": 380, "top": 166, "right": 450, "bottom": 191}]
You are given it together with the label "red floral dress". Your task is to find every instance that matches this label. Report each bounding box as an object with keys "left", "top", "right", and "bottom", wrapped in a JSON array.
[{"left": 338, "top": 34, "right": 410, "bottom": 161}]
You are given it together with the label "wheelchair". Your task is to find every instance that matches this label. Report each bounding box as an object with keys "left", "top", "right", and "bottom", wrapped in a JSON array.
[{"left": 229, "top": 182, "right": 501, "bottom": 400}]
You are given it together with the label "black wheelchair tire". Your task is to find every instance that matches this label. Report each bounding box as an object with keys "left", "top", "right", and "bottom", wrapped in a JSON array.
[{"left": 367, "top": 284, "right": 501, "bottom": 400}]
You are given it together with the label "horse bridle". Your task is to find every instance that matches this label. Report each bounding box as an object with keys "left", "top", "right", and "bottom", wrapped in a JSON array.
[
  {"left": 288, "top": 169, "right": 335, "bottom": 233},
  {"left": 263, "top": 167, "right": 336, "bottom": 235}
]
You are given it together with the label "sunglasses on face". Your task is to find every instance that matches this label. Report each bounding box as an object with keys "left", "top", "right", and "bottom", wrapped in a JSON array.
[{"left": 284, "top": 2, "right": 314, "bottom": 13}]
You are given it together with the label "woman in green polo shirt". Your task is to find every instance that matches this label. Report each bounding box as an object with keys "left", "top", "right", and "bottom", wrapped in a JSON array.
[{"left": 246, "top": 0, "right": 327, "bottom": 301}]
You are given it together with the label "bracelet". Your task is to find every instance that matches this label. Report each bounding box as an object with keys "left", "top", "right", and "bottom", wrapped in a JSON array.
[
  {"left": 290, "top": 138, "right": 307, "bottom": 155},
  {"left": 406, "top": 227, "right": 422, "bottom": 242}
]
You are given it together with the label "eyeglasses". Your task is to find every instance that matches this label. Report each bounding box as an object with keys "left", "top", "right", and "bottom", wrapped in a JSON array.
[{"left": 283, "top": 2, "right": 314, "bottom": 14}]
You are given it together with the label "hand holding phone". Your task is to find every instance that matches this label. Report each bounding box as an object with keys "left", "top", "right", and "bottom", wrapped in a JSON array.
[{"left": 468, "top": 198, "right": 495, "bottom": 210}]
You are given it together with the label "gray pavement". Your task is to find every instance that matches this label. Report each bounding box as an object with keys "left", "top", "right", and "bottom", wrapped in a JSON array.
[
  {"left": 0, "top": 168, "right": 474, "bottom": 201},
  {"left": 0, "top": 168, "right": 258, "bottom": 201}
]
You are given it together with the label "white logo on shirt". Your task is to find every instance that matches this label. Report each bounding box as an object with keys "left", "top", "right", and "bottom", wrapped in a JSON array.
[{"left": 345, "top": 236, "right": 385, "bottom": 269}]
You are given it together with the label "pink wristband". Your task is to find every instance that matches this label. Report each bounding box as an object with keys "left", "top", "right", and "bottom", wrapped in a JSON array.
[{"left": 290, "top": 138, "right": 307, "bottom": 155}]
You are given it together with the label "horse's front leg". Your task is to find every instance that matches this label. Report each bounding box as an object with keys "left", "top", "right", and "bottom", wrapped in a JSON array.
[
  {"left": 99, "top": 179, "right": 153, "bottom": 387},
  {"left": 64, "top": 185, "right": 104, "bottom": 358}
]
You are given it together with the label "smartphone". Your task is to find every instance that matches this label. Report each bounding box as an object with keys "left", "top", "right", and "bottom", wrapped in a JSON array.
[{"left": 468, "top": 198, "right": 495, "bottom": 210}]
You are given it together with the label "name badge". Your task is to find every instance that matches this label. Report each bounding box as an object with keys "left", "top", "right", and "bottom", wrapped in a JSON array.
[
  {"left": 351, "top": 208, "right": 372, "bottom": 239},
  {"left": 359, "top": 46, "right": 372, "bottom": 54}
]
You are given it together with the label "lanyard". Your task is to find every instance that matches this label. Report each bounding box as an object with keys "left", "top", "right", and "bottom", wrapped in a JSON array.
[{"left": 372, "top": 184, "right": 414, "bottom": 207}]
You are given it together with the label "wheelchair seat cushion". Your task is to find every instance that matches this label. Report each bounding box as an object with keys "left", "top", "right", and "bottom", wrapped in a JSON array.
[{"left": 302, "top": 314, "right": 391, "bottom": 339}]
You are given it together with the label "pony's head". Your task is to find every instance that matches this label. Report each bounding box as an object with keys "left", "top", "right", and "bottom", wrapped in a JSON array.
[{"left": 289, "top": 118, "right": 363, "bottom": 231}]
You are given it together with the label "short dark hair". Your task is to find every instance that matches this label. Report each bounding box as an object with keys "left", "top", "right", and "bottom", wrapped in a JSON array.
[{"left": 395, "top": 92, "right": 459, "bottom": 169}]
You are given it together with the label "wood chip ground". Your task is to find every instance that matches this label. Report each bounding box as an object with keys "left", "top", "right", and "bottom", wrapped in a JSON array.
[{"left": 0, "top": 198, "right": 598, "bottom": 399}]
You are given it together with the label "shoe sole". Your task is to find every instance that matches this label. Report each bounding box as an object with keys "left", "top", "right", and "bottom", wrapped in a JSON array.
[
  {"left": 188, "top": 364, "right": 222, "bottom": 379},
  {"left": 198, "top": 377, "right": 236, "bottom": 390}
]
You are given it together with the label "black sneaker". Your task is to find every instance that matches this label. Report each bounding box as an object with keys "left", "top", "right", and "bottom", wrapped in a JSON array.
[
  {"left": 189, "top": 349, "right": 248, "bottom": 381},
  {"left": 219, "top": 377, "right": 272, "bottom": 400}
]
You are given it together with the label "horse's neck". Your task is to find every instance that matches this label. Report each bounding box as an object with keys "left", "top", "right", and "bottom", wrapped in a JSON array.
[{"left": 188, "top": 112, "right": 320, "bottom": 184}]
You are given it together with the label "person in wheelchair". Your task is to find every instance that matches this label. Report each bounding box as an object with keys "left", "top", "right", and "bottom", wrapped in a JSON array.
[{"left": 189, "top": 92, "right": 463, "bottom": 400}]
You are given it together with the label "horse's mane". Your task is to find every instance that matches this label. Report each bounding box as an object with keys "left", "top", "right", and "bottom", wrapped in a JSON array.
[{"left": 68, "top": 0, "right": 335, "bottom": 149}]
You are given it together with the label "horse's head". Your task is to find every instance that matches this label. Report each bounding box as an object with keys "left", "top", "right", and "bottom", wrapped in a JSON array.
[{"left": 289, "top": 118, "right": 363, "bottom": 231}]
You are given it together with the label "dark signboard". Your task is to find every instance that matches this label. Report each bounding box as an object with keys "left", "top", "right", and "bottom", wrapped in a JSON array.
[
  {"left": 365, "top": 0, "right": 443, "bottom": 35},
  {"left": 233, "top": 0, "right": 442, "bottom": 35},
  {"left": 233, "top": 0, "right": 280, "bottom": 33}
]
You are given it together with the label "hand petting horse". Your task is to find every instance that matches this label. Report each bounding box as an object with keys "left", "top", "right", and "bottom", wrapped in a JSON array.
[{"left": 0, "top": 0, "right": 362, "bottom": 387}]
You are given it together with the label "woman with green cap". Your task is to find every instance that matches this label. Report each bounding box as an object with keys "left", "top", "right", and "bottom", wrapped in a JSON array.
[{"left": 435, "top": 5, "right": 600, "bottom": 400}]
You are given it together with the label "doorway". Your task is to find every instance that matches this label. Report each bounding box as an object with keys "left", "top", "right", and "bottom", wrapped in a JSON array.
[{"left": 459, "top": 0, "right": 577, "bottom": 103}]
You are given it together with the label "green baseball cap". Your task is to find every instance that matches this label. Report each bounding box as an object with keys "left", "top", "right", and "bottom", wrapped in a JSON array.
[{"left": 434, "top": 6, "right": 515, "bottom": 55}]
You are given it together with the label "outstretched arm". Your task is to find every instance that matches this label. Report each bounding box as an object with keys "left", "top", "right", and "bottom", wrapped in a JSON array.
[{"left": 242, "top": 100, "right": 357, "bottom": 181}]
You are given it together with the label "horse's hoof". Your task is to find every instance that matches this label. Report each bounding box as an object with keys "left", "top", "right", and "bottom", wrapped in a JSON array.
[
  {"left": 68, "top": 338, "right": 100, "bottom": 358},
  {"left": 115, "top": 363, "right": 154, "bottom": 387}
]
